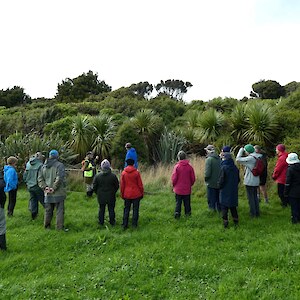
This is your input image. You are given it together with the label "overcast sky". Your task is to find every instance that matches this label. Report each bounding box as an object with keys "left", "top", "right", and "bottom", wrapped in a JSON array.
[{"left": 1, "top": 0, "right": 299, "bottom": 102}]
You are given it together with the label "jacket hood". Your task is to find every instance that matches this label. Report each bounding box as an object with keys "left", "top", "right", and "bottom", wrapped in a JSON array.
[
  {"left": 126, "top": 148, "right": 137, "bottom": 160},
  {"left": 29, "top": 156, "right": 40, "bottom": 165},
  {"left": 177, "top": 159, "right": 190, "bottom": 166},
  {"left": 124, "top": 165, "right": 136, "bottom": 173},
  {"left": 44, "top": 158, "right": 57, "bottom": 168},
  {"left": 100, "top": 169, "right": 112, "bottom": 176},
  {"left": 207, "top": 153, "right": 219, "bottom": 159},
  {"left": 4, "top": 165, "right": 13, "bottom": 171},
  {"left": 221, "top": 158, "right": 234, "bottom": 167}
]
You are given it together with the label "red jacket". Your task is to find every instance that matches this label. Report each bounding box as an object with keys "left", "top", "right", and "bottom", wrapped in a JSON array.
[
  {"left": 171, "top": 160, "right": 196, "bottom": 195},
  {"left": 121, "top": 166, "right": 144, "bottom": 200},
  {"left": 272, "top": 151, "right": 288, "bottom": 184}
]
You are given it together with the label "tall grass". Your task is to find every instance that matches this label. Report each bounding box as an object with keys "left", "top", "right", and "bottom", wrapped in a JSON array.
[{"left": 1, "top": 158, "right": 299, "bottom": 299}]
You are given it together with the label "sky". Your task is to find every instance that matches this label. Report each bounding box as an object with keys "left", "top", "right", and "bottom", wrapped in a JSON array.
[{"left": 1, "top": 0, "right": 300, "bottom": 102}]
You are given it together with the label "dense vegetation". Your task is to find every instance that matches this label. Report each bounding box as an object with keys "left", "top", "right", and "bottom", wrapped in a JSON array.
[{"left": 0, "top": 70, "right": 300, "bottom": 171}]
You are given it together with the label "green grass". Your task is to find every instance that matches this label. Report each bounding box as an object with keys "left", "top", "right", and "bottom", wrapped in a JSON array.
[{"left": 1, "top": 183, "right": 299, "bottom": 300}]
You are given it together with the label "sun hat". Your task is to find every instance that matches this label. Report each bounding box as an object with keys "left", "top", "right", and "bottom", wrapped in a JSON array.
[
  {"left": 100, "top": 159, "right": 111, "bottom": 170},
  {"left": 49, "top": 149, "right": 59, "bottom": 158},
  {"left": 244, "top": 144, "right": 255, "bottom": 154},
  {"left": 286, "top": 153, "right": 300, "bottom": 165},
  {"left": 204, "top": 145, "right": 215, "bottom": 152}
]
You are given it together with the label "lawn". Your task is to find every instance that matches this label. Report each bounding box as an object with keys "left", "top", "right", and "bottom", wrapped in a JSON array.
[{"left": 0, "top": 180, "right": 299, "bottom": 299}]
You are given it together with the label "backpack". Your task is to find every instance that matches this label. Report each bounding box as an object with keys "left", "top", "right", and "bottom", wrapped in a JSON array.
[{"left": 251, "top": 156, "right": 265, "bottom": 176}]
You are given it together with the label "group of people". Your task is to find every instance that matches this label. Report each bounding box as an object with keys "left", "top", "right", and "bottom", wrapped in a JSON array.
[
  {"left": 171, "top": 143, "right": 300, "bottom": 228},
  {"left": 1, "top": 140, "right": 299, "bottom": 251}
]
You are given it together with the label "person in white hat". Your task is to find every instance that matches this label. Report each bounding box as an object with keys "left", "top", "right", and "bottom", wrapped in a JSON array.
[{"left": 284, "top": 153, "right": 300, "bottom": 223}]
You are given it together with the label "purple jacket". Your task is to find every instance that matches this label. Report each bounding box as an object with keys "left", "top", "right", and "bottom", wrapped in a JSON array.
[{"left": 171, "top": 160, "right": 196, "bottom": 195}]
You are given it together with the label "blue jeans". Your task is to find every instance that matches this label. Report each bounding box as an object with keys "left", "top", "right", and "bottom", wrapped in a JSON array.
[
  {"left": 29, "top": 185, "right": 45, "bottom": 218},
  {"left": 207, "top": 187, "right": 220, "bottom": 211}
]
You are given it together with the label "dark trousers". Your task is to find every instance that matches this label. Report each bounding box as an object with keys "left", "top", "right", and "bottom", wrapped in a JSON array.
[
  {"left": 98, "top": 202, "right": 116, "bottom": 225},
  {"left": 221, "top": 205, "right": 238, "bottom": 227},
  {"left": 289, "top": 197, "right": 300, "bottom": 223},
  {"left": 122, "top": 198, "right": 141, "bottom": 228},
  {"left": 29, "top": 185, "right": 45, "bottom": 218},
  {"left": 278, "top": 183, "right": 289, "bottom": 206},
  {"left": 207, "top": 187, "right": 220, "bottom": 211},
  {"left": 246, "top": 186, "right": 260, "bottom": 217},
  {"left": 8, "top": 189, "right": 17, "bottom": 216},
  {"left": 44, "top": 201, "right": 64, "bottom": 230},
  {"left": 175, "top": 194, "right": 191, "bottom": 218}
]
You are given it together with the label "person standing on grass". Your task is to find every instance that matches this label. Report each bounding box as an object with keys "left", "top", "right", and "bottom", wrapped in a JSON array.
[
  {"left": 23, "top": 152, "right": 45, "bottom": 220},
  {"left": 204, "top": 145, "right": 221, "bottom": 212},
  {"left": 284, "top": 153, "right": 300, "bottom": 224},
  {"left": 0, "top": 170, "right": 7, "bottom": 250},
  {"left": 171, "top": 150, "right": 196, "bottom": 219},
  {"left": 218, "top": 153, "right": 240, "bottom": 228},
  {"left": 120, "top": 156, "right": 144, "bottom": 229},
  {"left": 82, "top": 151, "right": 97, "bottom": 198},
  {"left": 38, "top": 150, "right": 67, "bottom": 231},
  {"left": 124, "top": 143, "right": 138, "bottom": 169},
  {"left": 4, "top": 156, "right": 18, "bottom": 217},
  {"left": 236, "top": 144, "right": 261, "bottom": 218},
  {"left": 93, "top": 159, "right": 119, "bottom": 226},
  {"left": 254, "top": 145, "right": 269, "bottom": 204},
  {"left": 272, "top": 144, "right": 289, "bottom": 207}
]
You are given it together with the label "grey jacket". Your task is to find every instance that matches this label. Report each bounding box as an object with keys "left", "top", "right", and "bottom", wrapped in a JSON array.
[
  {"left": 38, "top": 158, "right": 66, "bottom": 203},
  {"left": 0, "top": 207, "right": 6, "bottom": 235},
  {"left": 236, "top": 148, "right": 261, "bottom": 186}
]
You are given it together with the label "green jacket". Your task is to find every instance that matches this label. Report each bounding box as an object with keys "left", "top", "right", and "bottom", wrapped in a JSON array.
[
  {"left": 23, "top": 156, "right": 43, "bottom": 189},
  {"left": 205, "top": 153, "right": 221, "bottom": 188},
  {"left": 38, "top": 158, "right": 66, "bottom": 203}
]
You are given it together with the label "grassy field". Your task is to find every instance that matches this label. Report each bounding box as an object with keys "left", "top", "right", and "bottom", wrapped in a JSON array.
[{"left": 1, "top": 160, "right": 299, "bottom": 299}]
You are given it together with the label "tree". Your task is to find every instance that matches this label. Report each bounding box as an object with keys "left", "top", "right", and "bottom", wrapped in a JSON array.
[
  {"left": 0, "top": 86, "right": 30, "bottom": 108},
  {"left": 251, "top": 80, "right": 284, "bottom": 99},
  {"left": 155, "top": 79, "right": 192, "bottom": 100},
  {"left": 284, "top": 81, "right": 300, "bottom": 97},
  {"left": 129, "top": 82, "right": 153, "bottom": 99},
  {"left": 56, "top": 71, "right": 111, "bottom": 102}
]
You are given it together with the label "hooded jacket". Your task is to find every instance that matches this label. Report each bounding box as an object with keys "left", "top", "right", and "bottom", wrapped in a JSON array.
[
  {"left": 120, "top": 165, "right": 143, "bottom": 200},
  {"left": 171, "top": 159, "right": 196, "bottom": 195},
  {"left": 125, "top": 148, "right": 138, "bottom": 169},
  {"left": 272, "top": 151, "right": 288, "bottom": 184},
  {"left": 205, "top": 153, "right": 221, "bottom": 188},
  {"left": 218, "top": 158, "right": 240, "bottom": 207},
  {"left": 284, "top": 163, "right": 300, "bottom": 198},
  {"left": 93, "top": 169, "right": 119, "bottom": 205},
  {"left": 38, "top": 158, "right": 66, "bottom": 203},
  {"left": 4, "top": 165, "right": 18, "bottom": 192},
  {"left": 236, "top": 148, "right": 261, "bottom": 186},
  {"left": 23, "top": 156, "right": 43, "bottom": 189}
]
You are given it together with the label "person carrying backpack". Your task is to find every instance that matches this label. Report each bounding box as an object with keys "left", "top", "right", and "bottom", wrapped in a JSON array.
[{"left": 236, "top": 144, "right": 262, "bottom": 218}]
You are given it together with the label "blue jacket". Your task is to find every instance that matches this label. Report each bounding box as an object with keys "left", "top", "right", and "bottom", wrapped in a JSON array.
[
  {"left": 125, "top": 148, "right": 138, "bottom": 169},
  {"left": 4, "top": 165, "right": 18, "bottom": 192},
  {"left": 218, "top": 158, "right": 240, "bottom": 207}
]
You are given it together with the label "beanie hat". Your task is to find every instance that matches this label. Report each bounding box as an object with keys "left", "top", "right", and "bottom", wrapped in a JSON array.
[
  {"left": 276, "top": 144, "right": 285, "bottom": 152},
  {"left": 244, "top": 144, "right": 255, "bottom": 154},
  {"left": 222, "top": 146, "right": 231, "bottom": 153},
  {"left": 101, "top": 159, "right": 111, "bottom": 170},
  {"left": 49, "top": 149, "right": 59, "bottom": 158},
  {"left": 177, "top": 150, "right": 186, "bottom": 160}
]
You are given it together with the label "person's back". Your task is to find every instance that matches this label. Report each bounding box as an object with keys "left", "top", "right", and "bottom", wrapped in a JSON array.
[
  {"left": 23, "top": 156, "right": 43, "bottom": 188},
  {"left": 121, "top": 165, "right": 143, "bottom": 200},
  {"left": 125, "top": 143, "right": 138, "bottom": 169},
  {"left": 172, "top": 159, "right": 195, "bottom": 195}
]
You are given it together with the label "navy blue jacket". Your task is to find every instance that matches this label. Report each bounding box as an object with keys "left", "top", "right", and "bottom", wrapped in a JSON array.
[{"left": 218, "top": 158, "right": 240, "bottom": 207}]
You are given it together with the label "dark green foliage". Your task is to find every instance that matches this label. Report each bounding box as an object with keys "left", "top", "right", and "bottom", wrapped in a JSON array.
[
  {"left": 0, "top": 86, "right": 30, "bottom": 108},
  {"left": 44, "top": 116, "right": 73, "bottom": 142},
  {"left": 56, "top": 70, "right": 111, "bottom": 102},
  {"left": 40, "top": 103, "right": 78, "bottom": 124},
  {"left": 284, "top": 81, "right": 300, "bottom": 97},
  {"left": 251, "top": 80, "right": 285, "bottom": 99},
  {"left": 155, "top": 79, "right": 193, "bottom": 100},
  {"left": 206, "top": 97, "right": 239, "bottom": 114},
  {"left": 129, "top": 82, "right": 153, "bottom": 99},
  {"left": 111, "top": 121, "right": 148, "bottom": 169},
  {"left": 147, "top": 95, "right": 186, "bottom": 126}
]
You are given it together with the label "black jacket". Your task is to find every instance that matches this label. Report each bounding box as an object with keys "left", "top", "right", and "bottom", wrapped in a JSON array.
[
  {"left": 284, "top": 163, "right": 300, "bottom": 198},
  {"left": 93, "top": 169, "right": 119, "bottom": 205}
]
